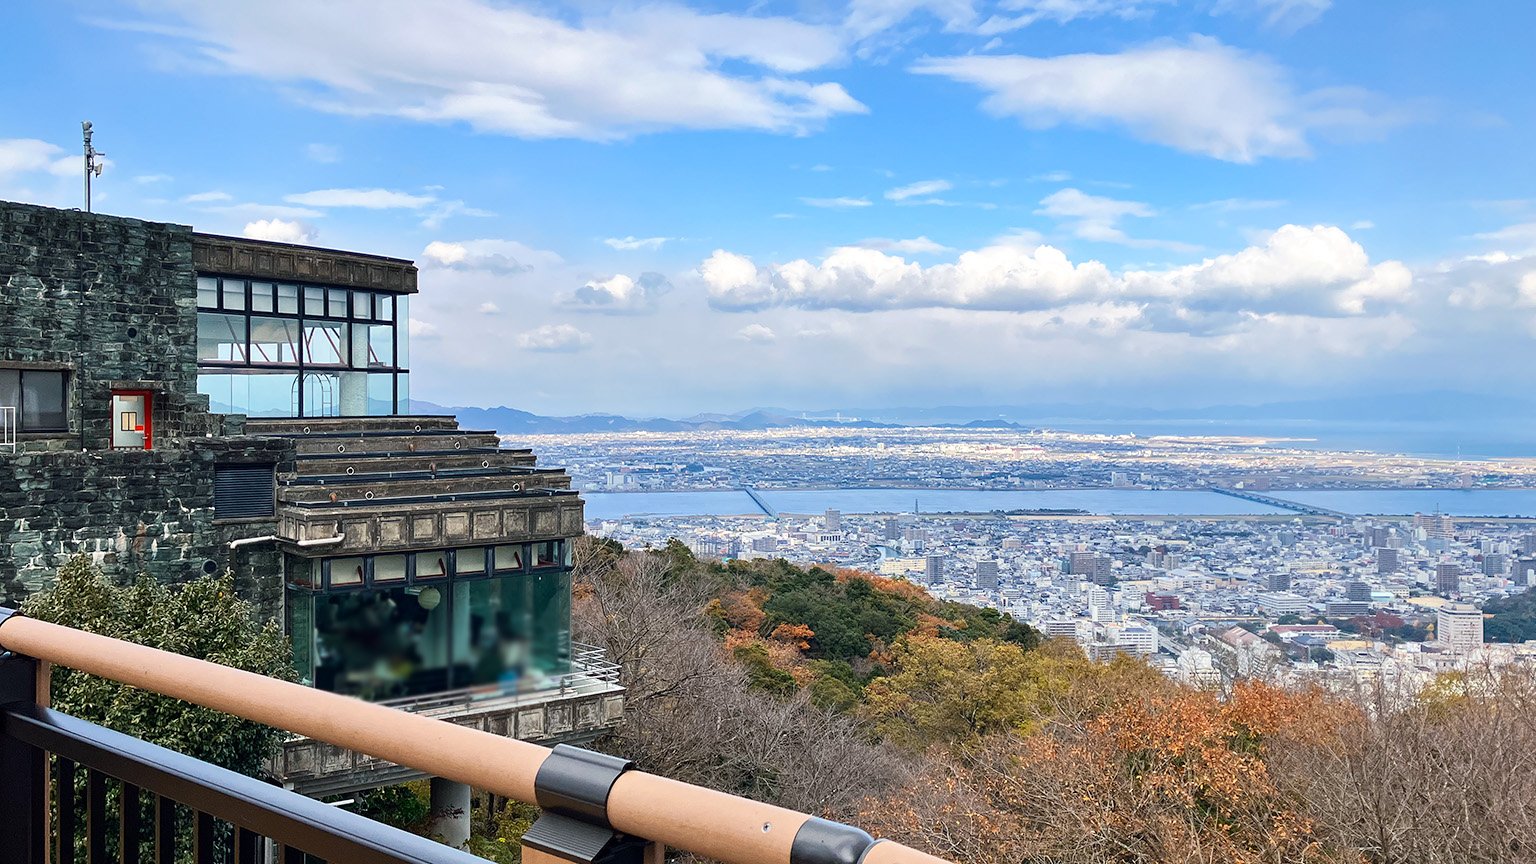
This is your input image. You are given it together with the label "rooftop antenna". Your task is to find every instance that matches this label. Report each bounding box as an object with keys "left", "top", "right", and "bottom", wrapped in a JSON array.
[{"left": 82, "top": 121, "right": 105, "bottom": 212}]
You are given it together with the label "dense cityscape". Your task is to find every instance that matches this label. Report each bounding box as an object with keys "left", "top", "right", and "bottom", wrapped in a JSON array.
[{"left": 560, "top": 427, "right": 1536, "bottom": 693}]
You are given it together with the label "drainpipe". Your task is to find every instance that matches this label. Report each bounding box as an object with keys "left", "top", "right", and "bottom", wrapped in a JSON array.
[{"left": 228, "top": 535, "right": 344, "bottom": 550}]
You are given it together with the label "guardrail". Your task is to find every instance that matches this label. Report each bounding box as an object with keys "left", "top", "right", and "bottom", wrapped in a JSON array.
[{"left": 0, "top": 609, "right": 948, "bottom": 864}]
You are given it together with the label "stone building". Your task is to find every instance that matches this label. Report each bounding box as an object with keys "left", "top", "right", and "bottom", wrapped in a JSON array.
[{"left": 0, "top": 200, "right": 621, "bottom": 808}]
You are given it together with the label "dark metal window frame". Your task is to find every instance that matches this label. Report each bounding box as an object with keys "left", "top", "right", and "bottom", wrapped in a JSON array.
[
  {"left": 300, "top": 541, "right": 567, "bottom": 593},
  {"left": 195, "top": 274, "right": 408, "bottom": 417},
  {"left": 0, "top": 367, "right": 71, "bottom": 433}
]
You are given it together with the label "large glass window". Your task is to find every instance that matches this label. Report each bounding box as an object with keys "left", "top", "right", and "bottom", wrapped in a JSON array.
[
  {"left": 287, "top": 548, "right": 573, "bottom": 699},
  {"left": 197, "top": 372, "right": 301, "bottom": 417},
  {"left": 0, "top": 369, "right": 68, "bottom": 432},
  {"left": 197, "top": 314, "right": 248, "bottom": 363},
  {"left": 196, "top": 278, "right": 410, "bottom": 417}
]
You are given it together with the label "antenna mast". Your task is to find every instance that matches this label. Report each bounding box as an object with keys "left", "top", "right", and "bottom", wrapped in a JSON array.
[{"left": 82, "top": 121, "right": 105, "bottom": 212}]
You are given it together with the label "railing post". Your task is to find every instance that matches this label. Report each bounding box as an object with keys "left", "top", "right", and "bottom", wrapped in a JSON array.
[
  {"left": 521, "top": 744, "right": 657, "bottom": 864},
  {"left": 0, "top": 607, "right": 48, "bottom": 864}
]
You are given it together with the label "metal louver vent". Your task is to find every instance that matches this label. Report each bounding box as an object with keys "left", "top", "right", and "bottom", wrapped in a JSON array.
[{"left": 214, "top": 464, "right": 276, "bottom": 519}]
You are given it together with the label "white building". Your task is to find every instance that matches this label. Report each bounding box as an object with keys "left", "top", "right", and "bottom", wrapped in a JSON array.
[{"left": 1437, "top": 602, "right": 1485, "bottom": 653}]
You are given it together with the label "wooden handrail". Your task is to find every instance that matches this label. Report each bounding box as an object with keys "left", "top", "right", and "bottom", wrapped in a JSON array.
[{"left": 0, "top": 614, "right": 951, "bottom": 864}]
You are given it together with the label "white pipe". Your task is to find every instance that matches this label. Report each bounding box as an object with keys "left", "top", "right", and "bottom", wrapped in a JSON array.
[
  {"left": 295, "top": 535, "right": 346, "bottom": 547},
  {"left": 228, "top": 535, "right": 278, "bottom": 549}
]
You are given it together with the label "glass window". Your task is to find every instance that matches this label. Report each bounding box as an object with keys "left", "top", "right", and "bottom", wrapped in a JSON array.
[
  {"left": 250, "top": 282, "right": 275, "bottom": 314},
  {"left": 452, "top": 576, "right": 530, "bottom": 690},
  {"left": 327, "top": 288, "right": 349, "bottom": 318},
  {"left": 0, "top": 369, "right": 19, "bottom": 416},
  {"left": 368, "top": 324, "right": 395, "bottom": 368},
  {"left": 494, "top": 545, "right": 524, "bottom": 572},
  {"left": 311, "top": 584, "right": 450, "bottom": 699},
  {"left": 288, "top": 556, "right": 318, "bottom": 589},
  {"left": 197, "top": 276, "right": 219, "bottom": 309},
  {"left": 287, "top": 589, "right": 315, "bottom": 686},
  {"left": 301, "top": 372, "right": 341, "bottom": 417},
  {"left": 277, "top": 283, "right": 299, "bottom": 315},
  {"left": 19, "top": 371, "right": 67, "bottom": 431},
  {"left": 221, "top": 278, "right": 246, "bottom": 311},
  {"left": 396, "top": 295, "right": 410, "bottom": 368},
  {"left": 198, "top": 372, "right": 300, "bottom": 417},
  {"left": 249, "top": 316, "right": 301, "bottom": 365},
  {"left": 373, "top": 555, "right": 408, "bottom": 583},
  {"left": 351, "top": 292, "right": 373, "bottom": 320},
  {"left": 397, "top": 372, "right": 410, "bottom": 409},
  {"left": 374, "top": 293, "right": 394, "bottom": 322},
  {"left": 530, "top": 567, "right": 572, "bottom": 677},
  {"left": 418, "top": 551, "right": 449, "bottom": 580},
  {"left": 304, "top": 286, "right": 326, "bottom": 317},
  {"left": 328, "top": 556, "right": 365, "bottom": 587},
  {"left": 367, "top": 373, "right": 394, "bottom": 416},
  {"left": 534, "top": 541, "right": 560, "bottom": 568},
  {"left": 455, "top": 548, "right": 486, "bottom": 577},
  {"left": 302, "top": 321, "right": 347, "bottom": 365},
  {"left": 197, "top": 313, "right": 248, "bottom": 363}
]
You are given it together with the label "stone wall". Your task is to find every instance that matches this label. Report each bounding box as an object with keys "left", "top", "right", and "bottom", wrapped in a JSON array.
[
  {"left": 0, "top": 201, "right": 213, "bottom": 450},
  {"left": 0, "top": 435, "right": 294, "bottom": 616}
]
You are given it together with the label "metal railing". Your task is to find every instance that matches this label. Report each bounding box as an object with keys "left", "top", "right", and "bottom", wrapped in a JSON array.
[
  {"left": 375, "top": 643, "right": 623, "bottom": 712},
  {"left": 2, "top": 405, "right": 15, "bottom": 453},
  {"left": 0, "top": 609, "right": 949, "bottom": 864}
]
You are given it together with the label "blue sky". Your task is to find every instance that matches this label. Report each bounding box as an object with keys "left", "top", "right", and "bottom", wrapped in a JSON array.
[{"left": 3, "top": 1, "right": 1535, "bottom": 416}]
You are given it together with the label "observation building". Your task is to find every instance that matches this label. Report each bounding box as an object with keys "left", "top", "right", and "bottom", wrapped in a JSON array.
[{"left": 0, "top": 200, "right": 622, "bottom": 811}]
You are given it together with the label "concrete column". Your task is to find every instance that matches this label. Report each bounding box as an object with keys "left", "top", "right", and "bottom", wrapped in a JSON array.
[{"left": 428, "top": 777, "right": 472, "bottom": 849}]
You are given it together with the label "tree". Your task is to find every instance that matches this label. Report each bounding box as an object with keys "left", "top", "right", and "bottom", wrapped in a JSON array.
[{"left": 20, "top": 555, "right": 294, "bottom": 776}]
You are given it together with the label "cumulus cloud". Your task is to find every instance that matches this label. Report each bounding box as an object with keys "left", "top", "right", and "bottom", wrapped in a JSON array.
[
  {"left": 516, "top": 323, "right": 593, "bottom": 352},
  {"left": 0, "top": 138, "right": 108, "bottom": 181},
  {"left": 421, "top": 239, "right": 562, "bottom": 274},
  {"left": 560, "top": 272, "right": 672, "bottom": 314},
  {"left": 604, "top": 236, "right": 672, "bottom": 251},
  {"left": 885, "top": 179, "right": 952, "bottom": 201},
  {"left": 1035, "top": 187, "right": 1192, "bottom": 251},
  {"left": 801, "top": 196, "right": 872, "bottom": 208},
  {"left": 119, "top": 0, "right": 865, "bottom": 140},
  {"left": 912, "top": 37, "right": 1397, "bottom": 163},
  {"left": 735, "top": 323, "right": 778, "bottom": 343},
  {"left": 242, "top": 218, "right": 317, "bottom": 244},
  {"left": 285, "top": 188, "right": 436, "bottom": 208},
  {"left": 478, "top": 302, "right": 501, "bottom": 315},
  {"left": 700, "top": 224, "right": 1412, "bottom": 334}
]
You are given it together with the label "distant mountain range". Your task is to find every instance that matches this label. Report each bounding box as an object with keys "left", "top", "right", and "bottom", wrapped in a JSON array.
[{"left": 410, "top": 391, "right": 1536, "bottom": 437}]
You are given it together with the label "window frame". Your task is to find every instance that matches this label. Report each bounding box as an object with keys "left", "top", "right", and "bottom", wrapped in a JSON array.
[{"left": 0, "top": 367, "right": 70, "bottom": 433}]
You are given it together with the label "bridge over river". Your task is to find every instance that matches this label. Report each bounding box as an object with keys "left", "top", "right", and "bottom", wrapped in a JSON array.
[{"left": 1210, "top": 487, "right": 1347, "bottom": 518}]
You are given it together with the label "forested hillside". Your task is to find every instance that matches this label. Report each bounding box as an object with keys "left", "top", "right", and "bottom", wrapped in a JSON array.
[{"left": 573, "top": 538, "right": 1536, "bottom": 864}]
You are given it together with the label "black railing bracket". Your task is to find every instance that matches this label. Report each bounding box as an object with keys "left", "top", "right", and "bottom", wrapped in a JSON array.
[
  {"left": 526, "top": 744, "right": 641, "bottom": 863},
  {"left": 790, "top": 818, "right": 877, "bottom": 864}
]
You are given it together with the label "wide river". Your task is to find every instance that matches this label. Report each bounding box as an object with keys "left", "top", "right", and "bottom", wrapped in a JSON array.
[{"left": 580, "top": 488, "right": 1536, "bottom": 520}]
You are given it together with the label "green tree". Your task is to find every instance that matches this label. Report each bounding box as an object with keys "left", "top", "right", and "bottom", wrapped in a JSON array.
[{"left": 20, "top": 555, "right": 295, "bottom": 776}]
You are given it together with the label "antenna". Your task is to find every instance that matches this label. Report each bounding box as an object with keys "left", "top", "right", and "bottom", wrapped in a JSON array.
[{"left": 82, "top": 121, "right": 106, "bottom": 212}]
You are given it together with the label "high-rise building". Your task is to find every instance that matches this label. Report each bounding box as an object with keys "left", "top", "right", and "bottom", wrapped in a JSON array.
[
  {"left": 1435, "top": 562, "right": 1461, "bottom": 595},
  {"left": 1345, "top": 580, "right": 1373, "bottom": 602},
  {"left": 975, "top": 559, "right": 999, "bottom": 591},
  {"left": 925, "top": 554, "right": 945, "bottom": 583},
  {"left": 1521, "top": 533, "right": 1536, "bottom": 555},
  {"left": 882, "top": 518, "right": 901, "bottom": 541},
  {"left": 1377, "top": 547, "right": 1399, "bottom": 574},
  {"left": 1514, "top": 557, "right": 1536, "bottom": 587},
  {"left": 1266, "top": 571, "right": 1293, "bottom": 591},
  {"left": 1368, "top": 526, "right": 1391, "bottom": 548},
  {"left": 1436, "top": 603, "right": 1484, "bottom": 652},
  {"left": 1416, "top": 513, "right": 1455, "bottom": 543},
  {"left": 824, "top": 508, "right": 841, "bottom": 531},
  {"left": 1482, "top": 553, "right": 1508, "bottom": 577}
]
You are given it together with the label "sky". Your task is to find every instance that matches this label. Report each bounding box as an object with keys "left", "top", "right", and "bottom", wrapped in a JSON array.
[{"left": 2, "top": 0, "right": 1535, "bottom": 417}]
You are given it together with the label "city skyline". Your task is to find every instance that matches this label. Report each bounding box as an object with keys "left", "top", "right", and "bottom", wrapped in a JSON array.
[{"left": 4, "top": 1, "right": 1535, "bottom": 415}]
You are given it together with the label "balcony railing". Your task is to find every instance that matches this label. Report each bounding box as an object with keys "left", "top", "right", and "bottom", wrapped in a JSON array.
[{"left": 0, "top": 607, "right": 949, "bottom": 864}]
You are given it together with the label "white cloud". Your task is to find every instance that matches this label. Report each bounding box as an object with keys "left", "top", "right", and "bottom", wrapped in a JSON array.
[
  {"left": 134, "top": 173, "right": 173, "bottom": 184},
  {"left": 305, "top": 143, "right": 341, "bottom": 163},
  {"left": 0, "top": 139, "right": 107, "bottom": 181},
  {"left": 1028, "top": 170, "right": 1072, "bottom": 183},
  {"left": 885, "top": 179, "right": 952, "bottom": 201},
  {"left": 241, "top": 218, "right": 317, "bottom": 244},
  {"left": 516, "top": 323, "right": 593, "bottom": 352},
  {"left": 973, "top": 0, "right": 1173, "bottom": 35},
  {"left": 801, "top": 196, "right": 872, "bottom": 208},
  {"left": 700, "top": 224, "right": 1412, "bottom": 333},
  {"left": 121, "top": 0, "right": 865, "bottom": 140},
  {"left": 1475, "top": 223, "right": 1536, "bottom": 256},
  {"left": 421, "top": 239, "right": 562, "bottom": 273},
  {"left": 1213, "top": 0, "right": 1331, "bottom": 32},
  {"left": 420, "top": 200, "right": 494, "bottom": 230},
  {"left": 735, "top": 323, "right": 778, "bottom": 343},
  {"left": 851, "top": 236, "right": 953, "bottom": 254},
  {"left": 182, "top": 190, "right": 233, "bottom": 203},
  {"left": 200, "top": 202, "right": 326, "bottom": 219},
  {"left": 1037, "top": 187, "right": 1196, "bottom": 251},
  {"left": 1191, "top": 197, "right": 1288, "bottom": 212},
  {"left": 409, "top": 318, "right": 441, "bottom": 339},
  {"left": 912, "top": 37, "right": 1397, "bottom": 163},
  {"left": 478, "top": 302, "right": 501, "bottom": 315},
  {"left": 1350, "top": 220, "right": 1375, "bottom": 230},
  {"left": 285, "top": 188, "right": 436, "bottom": 208},
  {"left": 560, "top": 272, "right": 671, "bottom": 314},
  {"left": 604, "top": 236, "right": 672, "bottom": 251}
]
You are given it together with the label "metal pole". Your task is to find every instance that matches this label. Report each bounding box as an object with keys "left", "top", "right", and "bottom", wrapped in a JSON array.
[
  {"left": 0, "top": 612, "right": 48, "bottom": 864},
  {"left": 82, "top": 121, "right": 92, "bottom": 213}
]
